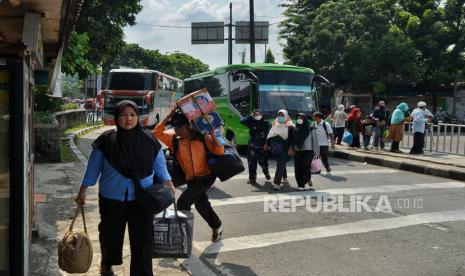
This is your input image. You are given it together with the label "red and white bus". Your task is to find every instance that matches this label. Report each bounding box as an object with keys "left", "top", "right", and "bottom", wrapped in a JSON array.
[{"left": 98, "top": 69, "right": 183, "bottom": 127}]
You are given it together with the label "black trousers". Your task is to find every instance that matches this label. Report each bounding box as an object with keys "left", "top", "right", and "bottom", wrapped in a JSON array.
[
  {"left": 334, "top": 127, "right": 345, "bottom": 144},
  {"left": 273, "top": 157, "right": 288, "bottom": 185},
  {"left": 350, "top": 133, "right": 361, "bottom": 148},
  {"left": 294, "top": 150, "right": 314, "bottom": 187},
  {"left": 177, "top": 176, "right": 222, "bottom": 229},
  {"left": 410, "top": 132, "right": 425, "bottom": 154},
  {"left": 319, "top": 146, "right": 330, "bottom": 170},
  {"left": 247, "top": 145, "right": 269, "bottom": 180},
  {"left": 99, "top": 195, "right": 153, "bottom": 276}
]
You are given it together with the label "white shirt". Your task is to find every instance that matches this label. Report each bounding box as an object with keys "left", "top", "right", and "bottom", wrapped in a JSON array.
[
  {"left": 314, "top": 121, "right": 333, "bottom": 146},
  {"left": 411, "top": 108, "right": 433, "bottom": 133}
]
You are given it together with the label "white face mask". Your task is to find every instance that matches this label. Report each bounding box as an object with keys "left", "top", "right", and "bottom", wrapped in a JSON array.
[
  {"left": 296, "top": 119, "right": 303, "bottom": 125},
  {"left": 254, "top": 115, "right": 262, "bottom": 121}
]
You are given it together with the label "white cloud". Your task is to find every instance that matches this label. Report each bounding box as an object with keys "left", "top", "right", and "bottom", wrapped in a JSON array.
[{"left": 124, "top": 0, "right": 286, "bottom": 71}]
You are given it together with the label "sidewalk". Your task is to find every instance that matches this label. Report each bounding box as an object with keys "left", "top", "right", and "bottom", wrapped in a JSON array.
[
  {"left": 29, "top": 127, "right": 189, "bottom": 275},
  {"left": 329, "top": 145, "right": 465, "bottom": 181}
]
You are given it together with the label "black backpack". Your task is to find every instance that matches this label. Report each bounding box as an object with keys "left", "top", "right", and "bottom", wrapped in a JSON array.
[{"left": 165, "top": 136, "right": 187, "bottom": 187}]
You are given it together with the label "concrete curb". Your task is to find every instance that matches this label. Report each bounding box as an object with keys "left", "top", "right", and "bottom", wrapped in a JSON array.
[
  {"left": 329, "top": 150, "right": 465, "bottom": 181},
  {"left": 67, "top": 124, "right": 102, "bottom": 166}
]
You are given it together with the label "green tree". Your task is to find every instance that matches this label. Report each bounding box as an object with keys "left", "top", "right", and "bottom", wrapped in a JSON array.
[
  {"left": 63, "top": 0, "right": 142, "bottom": 78},
  {"left": 168, "top": 53, "right": 209, "bottom": 79},
  {"left": 61, "top": 74, "right": 85, "bottom": 99},
  {"left": 102, "top": 43, "right": 209, "bottom": 81},
  {"left": 265, "top": 49, "right": 276, "bottom": 63},
  {"left": 280, "top": 0, "right": 422, "bottom": 91},
  {"left": 61, "top": 32, "right": 94, "bottom": 79}
]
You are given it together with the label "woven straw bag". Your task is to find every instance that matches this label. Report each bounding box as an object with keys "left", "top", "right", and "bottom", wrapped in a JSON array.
[{"left": 58, "top": 206, "right": 93, "bottom": 273}]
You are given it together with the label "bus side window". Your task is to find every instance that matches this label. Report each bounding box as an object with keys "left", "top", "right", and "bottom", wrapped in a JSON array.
[{"left": 229, "top": 74, "right": 251, "bottom": 117}]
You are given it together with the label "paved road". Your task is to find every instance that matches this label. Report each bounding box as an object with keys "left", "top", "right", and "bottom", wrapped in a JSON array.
[{"left": 79, "top": 128, "right": 465, "bottom": 276}]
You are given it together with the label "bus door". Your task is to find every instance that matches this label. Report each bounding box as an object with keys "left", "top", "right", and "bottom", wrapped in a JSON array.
[
  {"left": 229, "top": 70, "right": 258, "bottom": 117},
  {"left": 312, "top": 75, "right": 332, "bottom": 113}
]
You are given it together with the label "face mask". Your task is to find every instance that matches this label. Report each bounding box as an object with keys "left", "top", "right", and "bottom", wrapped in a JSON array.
[
  {"left": 277, "top": 116, "right": 286, "bottom": 124},
  {"left": 254, "top": 115, "right": 262, "bottom": 121},
  {"left": 296, "top": 119, "right": 303, "bottom": 125}
]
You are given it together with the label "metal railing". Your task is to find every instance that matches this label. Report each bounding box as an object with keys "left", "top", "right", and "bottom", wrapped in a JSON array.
[{"left": 400, "top": 122, "right": 465, "bottom": 156}]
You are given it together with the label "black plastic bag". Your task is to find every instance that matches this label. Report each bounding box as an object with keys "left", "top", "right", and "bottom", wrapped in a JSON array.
[{"left": 207, "top": 139, "right": 244, "bottom": 182}]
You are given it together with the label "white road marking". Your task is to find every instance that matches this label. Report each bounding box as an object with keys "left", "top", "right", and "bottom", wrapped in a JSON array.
[
  {"left": 194, "top": 208, "right": 465, "bottom": 254},
  {"left": 234, "top": 168, "right": 399, "bottom": 180},
  {"left": 209, "top": 182, "right": 465, "bottom": 207}
]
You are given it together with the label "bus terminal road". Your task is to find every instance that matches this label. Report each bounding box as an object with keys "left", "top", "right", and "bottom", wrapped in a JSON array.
[{"left": 49, "top": 127, "right": 465, "bottom": 275}]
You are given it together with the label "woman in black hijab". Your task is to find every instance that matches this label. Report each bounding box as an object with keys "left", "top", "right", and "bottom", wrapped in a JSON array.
[
  {"left": 291, "top": 113, "right": 320, "bottom": 191},
  {"left": 75, "top": 100, "right": 174, "bottom": 276}
]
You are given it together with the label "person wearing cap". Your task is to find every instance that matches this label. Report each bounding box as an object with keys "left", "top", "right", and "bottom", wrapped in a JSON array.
[
  {"left": 240, "top": 109, "right": 271, "bottom": 184},
  {"left": 410, "top": 101, "right": 434, "bottom": 154},
  {"left": 153, "top": 108, "right": 225, "bottom": 242},
  {"left": 76, "top": 100, "right": 175, "bottom": 276},
  {"left": 312, "top": 111, "right": 335, "bottom": 172}
]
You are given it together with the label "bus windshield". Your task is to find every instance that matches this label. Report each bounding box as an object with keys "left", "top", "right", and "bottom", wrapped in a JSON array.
[
  {"left": 104, "top": 95, "right": 148, "bottom": 115},
  {"left": 257, "top": 71, "right": 316, "bottom": 115},
  {"left": 108, "top": 72, "right": 151, "bottom": 90}
]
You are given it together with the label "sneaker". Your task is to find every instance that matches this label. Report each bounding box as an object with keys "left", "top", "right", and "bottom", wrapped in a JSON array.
[
  {"left": 364, "top": 147, "right": 369, "bottom": 150},
  {"left": 297, "top": 187, "right": 306, "bottom": 191},
  {"left": 100, "top": 265, "right": 114, "bottom": 276},
  {"left": 326, "top": 168, "right": 332, "bottom": 173},
  {"left": 272, "top": 183, "right": 281, "bottom": 190},
  {"left": 374, "top": 147, "right": 379, "bottom": 150},
  {"left": 247, "top": 179, "right": 256, "bottom": 184},
  {"left": 282, "top": 178, "right": 289, "bottom": 185},
  {"left": 394, "top": 150, "right": 403, "bottom": 153}
]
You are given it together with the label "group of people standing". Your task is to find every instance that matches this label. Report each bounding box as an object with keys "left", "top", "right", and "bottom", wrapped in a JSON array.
[
  {"left": 330, "top": 100, "right": 434, "bottom": 154},
  {"left": 241, "top": 109, "right": 335, "bottom": 191}
]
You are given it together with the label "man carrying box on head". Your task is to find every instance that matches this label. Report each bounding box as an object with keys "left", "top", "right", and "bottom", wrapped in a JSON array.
[{"left": 152, "top": 108, "right": 225, "bottom": 242}]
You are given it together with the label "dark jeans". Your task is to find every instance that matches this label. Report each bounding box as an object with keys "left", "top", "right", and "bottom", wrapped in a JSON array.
[
  {"left": 247, "top": 145, "right": 269, "bottom": 180},
  {"left": 177, "top": 176, "right": 221, "bottom": 229},
  {"left": 99, "top": 195, "right": 153, "bottom": 276},
  {"left": 373, "top": 126, "right": 385, "bottom": 148},
  {"left": 319, "top": 146, "right": 330, "bottom": 170},
  {"left": 350, "top": 133, "right": 361, "bottom": 148},
  {"left": 294, "top": 150, "right": 314, "bottom": 187},
  {"left": 363, "top": 135, "right": 371, "bottom": 148},
  {"left": 410, "top": 132, "right": 425, "bottom": 154},
  {"left": 334, "top": 127, "right": 345, "bottom": 144},
  {"left": 274, "top": 157, "right": 288, "bottom": 185}
]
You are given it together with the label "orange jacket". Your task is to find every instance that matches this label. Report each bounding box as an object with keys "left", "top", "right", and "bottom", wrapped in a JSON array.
[{"left": 153, "top": 122, "right": 224, "bottom": 181}]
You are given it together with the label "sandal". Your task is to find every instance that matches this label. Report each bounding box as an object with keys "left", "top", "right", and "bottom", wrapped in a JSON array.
[{"left": 211, "top": 227, "right": 224, "bottom": 242}]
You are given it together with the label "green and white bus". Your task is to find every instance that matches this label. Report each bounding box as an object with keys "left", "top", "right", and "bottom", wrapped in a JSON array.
[{"left": 184, "top": 63, "right": 328, "bottom": 146}]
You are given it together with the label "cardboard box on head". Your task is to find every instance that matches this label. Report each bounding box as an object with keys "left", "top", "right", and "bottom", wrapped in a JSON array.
[{"left": 177, "top": 89, "right": 216, "bottom": 121}]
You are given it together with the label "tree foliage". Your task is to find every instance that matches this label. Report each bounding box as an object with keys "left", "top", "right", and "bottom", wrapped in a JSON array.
[
  {"left": 280, "top": 0, "right": 465, "bottom": 92},
  {"left": 265, "top": 49, "right": 276, "bottom": 63},
  {"left": 102, "top": 44, "right": 209, "bottom": 81},
  {"left": 63, "top": 0, "right": 142, "bottom": 78}
]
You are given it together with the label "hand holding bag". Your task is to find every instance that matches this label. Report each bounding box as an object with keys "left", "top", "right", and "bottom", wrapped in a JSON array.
[
  {"left": 134, "top": 180, "right": 174, "bottom": 215},
  {"left": 58, "top": 206, "right": 93, "bottom": 273},
  {"left": 153, "top": 201, "right": 194, "bottom": 258},
  {"left": 311, "top": 156, "right": 323, "bottom": 174}
]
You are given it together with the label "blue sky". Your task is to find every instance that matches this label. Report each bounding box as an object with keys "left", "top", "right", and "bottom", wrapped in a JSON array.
[{"left": 123, "top": 0, "right": 285, "bottom": 70}]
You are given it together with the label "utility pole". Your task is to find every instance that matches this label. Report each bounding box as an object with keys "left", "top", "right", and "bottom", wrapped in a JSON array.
[
  {"left": 249, "top": 0, "right": 255, "bottom": 63},
  {"left": 228, "top": 2, "right": 233, "bottom": 65}
]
